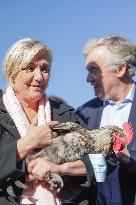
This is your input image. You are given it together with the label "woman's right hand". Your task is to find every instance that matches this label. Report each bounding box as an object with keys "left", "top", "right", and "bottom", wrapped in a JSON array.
[
  {"left": 25, "top": 121, "right": 59, "bottom": 148},
  {"left": 17, "top": 121, "right": 59, "bottom": 161}
]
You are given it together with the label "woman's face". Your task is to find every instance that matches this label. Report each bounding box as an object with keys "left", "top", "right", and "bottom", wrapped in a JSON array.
[{"left": 12, "top": 51, "right": 51, "bottom": 103}]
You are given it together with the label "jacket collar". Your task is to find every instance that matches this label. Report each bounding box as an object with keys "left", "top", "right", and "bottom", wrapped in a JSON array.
[
  {"left": 90, "top": 99, "right": 103, "bottom": 129},
  {"left": 0, "top": 97, "right": 71, "bottom": 139}
]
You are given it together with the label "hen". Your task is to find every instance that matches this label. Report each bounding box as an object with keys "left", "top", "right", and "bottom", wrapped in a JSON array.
[
  {"left": 5, "top": 121, "right": 133, "bottom": 195},
  {"left": 27, "top": 121, "right": 133, "bottom": 191}
]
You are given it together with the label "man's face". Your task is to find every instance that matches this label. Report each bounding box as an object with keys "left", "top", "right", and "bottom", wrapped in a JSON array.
[{"left": 85, "top": 47, "right": 118, "bottom": 100}]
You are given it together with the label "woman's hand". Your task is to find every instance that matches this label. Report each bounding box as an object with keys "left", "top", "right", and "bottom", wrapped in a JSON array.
[
  {"left": 27, "top": 158, "right": 60, "bottom": 181},
  {"left": 25, "top": 121, "right": 59, "bottom": 148},
  {"left": 27, "top": 158, "right": 86, "bottom": 181},
  {"left": 17, "top": 121, "right": 59, "bottom": 161}
]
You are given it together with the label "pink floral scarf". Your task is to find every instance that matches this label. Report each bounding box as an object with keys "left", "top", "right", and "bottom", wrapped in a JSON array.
[{"left": 3, "top": 86, "right": 61, "bottom": 205}]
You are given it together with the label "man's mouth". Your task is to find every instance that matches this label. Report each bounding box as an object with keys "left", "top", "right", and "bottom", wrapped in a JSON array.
[{"left": 32, "top": 84, "right": 40, "bottom": 87}]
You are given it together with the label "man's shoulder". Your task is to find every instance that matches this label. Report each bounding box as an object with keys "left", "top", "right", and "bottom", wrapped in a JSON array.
[
  {"left": 77, "top": 98, "right": 103, "bottom": 113},
  {"left": 76, "top": 98, "right": 103, "bottom": 126}
]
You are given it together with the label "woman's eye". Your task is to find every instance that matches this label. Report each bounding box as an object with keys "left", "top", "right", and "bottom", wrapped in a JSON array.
[
  {"left": 26, "top": 66, "right": 35, "bottom": 72},
  {"left": 22, "top": 65, "right": 50, "bottom": 73},
  {"left": 41, "top": 66, "right": 50, "bottom": 73}
]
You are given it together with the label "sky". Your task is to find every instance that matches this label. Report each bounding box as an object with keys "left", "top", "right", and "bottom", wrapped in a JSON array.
[{"left": 0, "top": 0, "right": 136, "bottom": 108}]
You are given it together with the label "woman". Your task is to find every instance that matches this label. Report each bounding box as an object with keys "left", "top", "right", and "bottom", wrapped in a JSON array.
[{"left": 0, "top": 38, "right": 92, "bottom": 205}]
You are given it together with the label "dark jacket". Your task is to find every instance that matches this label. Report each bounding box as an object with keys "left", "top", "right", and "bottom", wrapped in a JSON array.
[
  {"left": 76, "top": 88, "right": 136, "bottom": 205},
  {"left": 0, "top": 90, "right": 2, "bottom": 98},
  {"left": 0, "top": 98, "right": 93, "bottom": 205}
]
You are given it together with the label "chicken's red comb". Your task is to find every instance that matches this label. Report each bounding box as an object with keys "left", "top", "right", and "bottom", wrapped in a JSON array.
[
  {"left": 112, "top": 122, "right": 134, "bottom": 152},
  {"left": 112, "top": 132, "right": 124, "bottom": 152}
]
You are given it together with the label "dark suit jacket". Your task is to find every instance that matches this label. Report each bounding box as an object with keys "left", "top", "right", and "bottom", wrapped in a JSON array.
[
  {"left": 76, "top": 89, "right": 136, "bottom": 205},
  {"left": 0, "top": 98, "right": 92, "bottom": 205}
]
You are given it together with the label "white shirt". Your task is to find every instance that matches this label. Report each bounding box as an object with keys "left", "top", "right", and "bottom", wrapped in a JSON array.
[{"left": 97, "top": 83, "right": 135, "bottom": 205}]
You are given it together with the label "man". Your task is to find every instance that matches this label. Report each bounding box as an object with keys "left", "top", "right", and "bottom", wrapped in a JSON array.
[{"left": 76, "top": 35, "right": 136, "bottom": 205}]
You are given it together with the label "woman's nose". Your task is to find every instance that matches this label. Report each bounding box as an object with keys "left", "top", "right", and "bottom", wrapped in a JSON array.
[{"left": 34, "top": 67, "right": 43, "bottom": 81}]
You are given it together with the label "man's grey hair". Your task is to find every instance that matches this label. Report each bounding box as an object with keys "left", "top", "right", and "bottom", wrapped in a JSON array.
[{"left": 83, "top": 35, "right": 136, "bottom": 77}]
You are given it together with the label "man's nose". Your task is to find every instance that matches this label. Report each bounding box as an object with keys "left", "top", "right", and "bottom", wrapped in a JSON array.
[{"left": 86, "top": 73, "right": 95, "bottom": 83}]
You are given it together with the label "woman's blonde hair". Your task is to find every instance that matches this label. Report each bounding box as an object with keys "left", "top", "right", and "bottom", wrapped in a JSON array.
[{"left": 3, "top": 38, "right": 53, "bottom": 81}]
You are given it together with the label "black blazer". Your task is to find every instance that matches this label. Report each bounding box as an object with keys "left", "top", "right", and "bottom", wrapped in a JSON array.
[
  {"left": 76, "top": 88, "right": 136, "bottom": 205},
  {"left": 0, "top": 98, "right": 93, "bottom": 205}
]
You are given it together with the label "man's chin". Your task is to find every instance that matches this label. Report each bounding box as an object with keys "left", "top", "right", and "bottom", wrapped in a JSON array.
[
  {"left": 95, "top": 92, "right": 104, "bottom": 100},
  {"left": 95, "top": 90, "right": 100, "bottom": 98}
]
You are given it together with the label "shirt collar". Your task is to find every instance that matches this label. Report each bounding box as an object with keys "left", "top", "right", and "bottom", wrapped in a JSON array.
[{"left": 103, "top": 83, "right": 135, "bottom": 106}]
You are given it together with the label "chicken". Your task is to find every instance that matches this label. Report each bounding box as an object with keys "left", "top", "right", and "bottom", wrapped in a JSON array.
[
  {"left": 26, "top": 121, "right": 133, "bottom": 192},
  {"left": 6, "top": 121, "right": 134, "bottom": 195},
  {"left": 29, "top": 122, "right": 124, "bottom": 163}
]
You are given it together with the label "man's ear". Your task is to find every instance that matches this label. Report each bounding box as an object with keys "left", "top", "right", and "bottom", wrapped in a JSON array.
[{"left": 116, "top": 64, "right": 127, "bottom": 78}]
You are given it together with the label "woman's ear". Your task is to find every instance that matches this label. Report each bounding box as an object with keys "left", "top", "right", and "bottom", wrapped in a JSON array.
[{"left": 116, "top": 64, "right": 127, "bottom": 78}]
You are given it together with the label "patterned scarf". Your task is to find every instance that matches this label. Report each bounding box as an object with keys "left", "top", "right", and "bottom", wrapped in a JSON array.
[{"left": 3, "top": 85, "right": 61, "bottom": 205}]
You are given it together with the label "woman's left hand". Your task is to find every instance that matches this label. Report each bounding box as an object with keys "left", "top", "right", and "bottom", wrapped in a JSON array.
[{"left": 28, "top": 158, "right": 60, "bottom": 181}]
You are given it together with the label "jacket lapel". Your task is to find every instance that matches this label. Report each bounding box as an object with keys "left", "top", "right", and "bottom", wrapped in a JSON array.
[
  {"left": 87, "top": 99, "right": 103, "bottom": 130},
  {"left": 128, "top": 87, "right": 136, "bottom": 149}
]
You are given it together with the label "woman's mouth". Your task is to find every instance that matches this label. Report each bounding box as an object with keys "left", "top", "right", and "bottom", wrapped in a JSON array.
[{"left": 32, "top": 85, "right": 42, "bottom": 91}]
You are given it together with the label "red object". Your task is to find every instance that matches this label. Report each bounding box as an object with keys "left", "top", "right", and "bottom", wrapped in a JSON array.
[
  {"left": 112, "top": 122, "right": 134, "bottom": 152},
  {"left": 122, "top": 122, "right": 134, "bottom": 144}
]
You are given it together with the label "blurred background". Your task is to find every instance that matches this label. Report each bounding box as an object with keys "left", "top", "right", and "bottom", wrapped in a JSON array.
[{"left": 0, "top": 0, "right": 136, "bottom": 107}]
